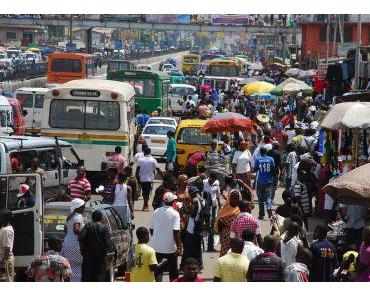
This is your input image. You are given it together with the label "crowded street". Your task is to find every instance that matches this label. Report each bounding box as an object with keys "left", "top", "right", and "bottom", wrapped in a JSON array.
[{"left": 1, "top": 12, "right": 370, "bottom": 285}]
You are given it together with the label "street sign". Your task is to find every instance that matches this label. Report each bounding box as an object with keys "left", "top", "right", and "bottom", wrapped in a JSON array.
[
  {"left": 115, "top": 40, "right": 123, "bottom": 50},
  {"left": 318, "top": 64, "right": 328, "bottom": 80},
  {"left": 66, "top": 42, "right": 76, "bottom": 52}
]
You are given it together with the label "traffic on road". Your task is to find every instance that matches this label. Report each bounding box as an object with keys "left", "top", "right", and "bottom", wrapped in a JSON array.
[{"left": 1, "top": 13, "right": 370, "bottom": 284}]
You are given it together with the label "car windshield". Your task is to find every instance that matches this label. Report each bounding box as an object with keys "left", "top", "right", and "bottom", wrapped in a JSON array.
[
  {"left": 163, "top": 65, "right": 173, "bottom": 69},
  {"left": 43, "top": 209, "right": 92, "bottom": 233},
  {"left": 148, "top": 119, "right": 176, "bottom": 126},
  {"left": 177, "top": 127, "right": 212, "bottom": 145},
  {"left": 184, "top": 57, "right": 199, "bottom": 64},
  {"left": 172, "top": 87, "right": 195, "bottom": 96},
  {"left": 143, "top": 125, "right": 175, "bottom": 135}
]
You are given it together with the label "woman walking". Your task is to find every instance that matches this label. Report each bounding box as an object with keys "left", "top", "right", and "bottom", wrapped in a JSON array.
[
  {"left": 61, "top": 198, "right": 85, "bottom": 282},
  {"left": 214, "top": 189, "right": 241, "bottom": 256}
]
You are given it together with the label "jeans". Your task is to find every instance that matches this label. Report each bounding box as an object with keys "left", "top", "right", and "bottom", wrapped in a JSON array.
[
  {"left": 269, "top": 185, "right": 277, "bottom": 209},
  {"left": 154, "top": 252, "right": 179, "bottom": 282},
  {"left": 256, "top": 183, "right": 272, "bottom": 218},
  {"left": 207, "top": 205, "right": 217, "bottom": 251},
  {"left": 180, "top": 231, "right": 202, "bottom": 269},
  {"left": 285, "top": 178, "right": 292, "bottom": 191}
]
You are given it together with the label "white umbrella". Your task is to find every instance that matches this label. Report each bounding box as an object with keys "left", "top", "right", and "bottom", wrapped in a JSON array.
[{"left": 321, "top": 102, "right": 370, "bottom": 130}]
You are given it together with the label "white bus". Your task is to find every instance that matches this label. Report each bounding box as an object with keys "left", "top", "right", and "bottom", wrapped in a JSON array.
[{"left": 41, "top": 79, "right": 136, "bottom": 187}]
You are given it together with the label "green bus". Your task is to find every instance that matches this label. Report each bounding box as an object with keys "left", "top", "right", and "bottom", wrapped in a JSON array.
[{"left": 107, "top": 69, "right": 170, "bottom": 115}]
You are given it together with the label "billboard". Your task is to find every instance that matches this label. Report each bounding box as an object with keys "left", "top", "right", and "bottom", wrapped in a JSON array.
[
  {"left": 211, "top": 15, "right": 249, "bottom": 25},
  {"left": 145, "top": 14, "right": 190, "bottom": 24}
]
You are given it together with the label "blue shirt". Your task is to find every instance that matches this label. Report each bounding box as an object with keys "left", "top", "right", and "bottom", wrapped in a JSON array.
[
  {"left": 310, "top": 239, "right": 337, "bottom": 282},
  {"left": 137, "top": 113, "right": 150, "bottom": 130},
  {"left": 254, "top": 156, "right": 275, "bottom": 184},
  {"left": 166, "top": 137, "right": 177, "bottom": 163}
]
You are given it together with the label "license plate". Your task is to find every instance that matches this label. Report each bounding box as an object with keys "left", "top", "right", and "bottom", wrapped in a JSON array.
[{"left": 152, "top": 139, "right": 164, "bottom": 144}]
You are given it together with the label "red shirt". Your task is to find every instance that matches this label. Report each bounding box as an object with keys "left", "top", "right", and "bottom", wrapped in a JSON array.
[
  {"left": 172, "top": 277, "right": 204, "bottom": 282},
  {"left": 230, "top": 212, "right": 261, "bottom": 239}
]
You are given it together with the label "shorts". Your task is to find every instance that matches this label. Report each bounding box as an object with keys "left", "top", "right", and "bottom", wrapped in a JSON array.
[{"left": 140, "top": 181, "right": 152, "bottom": 197}]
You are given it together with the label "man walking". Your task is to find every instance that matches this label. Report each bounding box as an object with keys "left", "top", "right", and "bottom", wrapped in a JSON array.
[
  {"left": 26, "top": 236, "right": 72, "bottom": 282},
  {"left": 136, "top": 147, "right": 163, "bottom": 211},
  {"left": 213, "top": 238, "right": 249, "bottom": 282},
  {"left": 230, "top": 200, "right": 263, "bottom": 247},
  {"left": 79, "top": 210, "right": 115, "bottom": 282},
  {"left": 247, "top": 235, "right": 286, "bottom": 282},
  {"left": 0, "top": 210, "right": 14, "bottom": 282},
  {"left": 149, "top": 192, "right": 181, "bottom": 282},
  {"left": 253, "top": 147, "right": 275, "bottom": 219},
  {"left": 180, "top": 186, "right": 207, "bottom": 269},
  {"left": 65, "top": 166, "right": 91, "bottom": 202},
  {"left": 108, "top": 146, "right": 128, "bottom": 174},
  {"left": 166, "top": 130, "right": 177, "bottom": 174}
]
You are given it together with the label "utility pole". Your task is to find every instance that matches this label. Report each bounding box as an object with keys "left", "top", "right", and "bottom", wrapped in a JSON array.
[
  {"left": 326, "top": 14, "right": 330, "bottom": 64},
  {"left": 332, "top": 15, "right": 338, "bottom": 57},
  {"left": 354, "top": 14, "right": 362, "bottom": 90},
  {"left": 69, "top": 15, "right": 73, "bottom": 44},
  {"left": 273, "top": 26, "right": 277, "bottom": 60}
]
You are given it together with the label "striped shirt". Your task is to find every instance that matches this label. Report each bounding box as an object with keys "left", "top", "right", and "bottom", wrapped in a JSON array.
[
  {"left": 247, "top": 252, "right": 285, "bottom": 282},
  {"left": 68, "top": 177, "right": 91, "bottom": 200},
  {"left": 294, "top": 181, "right": 309, "bottom": 215}
]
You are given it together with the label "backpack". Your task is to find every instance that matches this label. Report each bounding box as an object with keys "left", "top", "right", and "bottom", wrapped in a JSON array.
[{"left": 194, "top": 192, "right": 212, "bottom": 236}]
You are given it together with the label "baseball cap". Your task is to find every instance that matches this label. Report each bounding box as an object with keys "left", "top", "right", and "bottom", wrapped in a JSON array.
[
  {"left": 17, "top": 184, "right": 30, "bottom": 198},
  {"left": 188, "top": 186, "right": 200, "bottom": 196},
  {"left": 164, "top": 192, "right": 176, "bottom": 203}
]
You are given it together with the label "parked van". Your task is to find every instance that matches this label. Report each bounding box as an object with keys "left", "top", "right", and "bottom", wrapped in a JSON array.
[
  {"left": 169, "top": 84, "right": 197, "bottom": 115},
  {"left": 15, "top": 87, "right": 48, "bottom": 134},
  {"left": 0, "top": 96, "right": 14, "bottom": 135},
  {"left": 0, "top": 136, "right": 80, "bottom": 199}
]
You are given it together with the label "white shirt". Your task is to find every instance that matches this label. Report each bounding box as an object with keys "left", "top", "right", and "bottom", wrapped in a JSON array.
[
  {"left": 133, "top": 152, "right": 144, "bottom": 164},
  {"left": 291, "top": 162, "right": 300, "bottom": 188},
  {"left": 230, "top": 99, "right": 239, "bottom": 112},
  {"left": 113, "top": 183, "right": 128, "bottom": 207},
  {"left": 281, "top": 236, "right": 302, "bottom": 266},
  {"left": 137, "top": 155, "right": 160, "bottom": 182},
  {"left": 203, "top": 179, "right": 220, "bottom": 207},
  {"left": 149, "top": 206, "right": 180, "bottom": 254},
  {"left": 186, "top": 198, "right": 203, "bottom": 234},
  {"left": 0, "top": 225, "right": 14, "bottom": 260},
  {"left": 232, "top": 150, "right": 252, "bottom": 174},
  {"left": 227, "top": 241, "right": 263, "bottom": 262},
  {"left": 286, "top": 130, "right": 296, "bottom": 145},
  {"left": 301, "top": 136, "right": 317, "bottom": 153}
]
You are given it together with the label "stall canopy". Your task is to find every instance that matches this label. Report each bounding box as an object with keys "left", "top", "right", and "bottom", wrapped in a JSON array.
[
  {"left": 202, "top": 112, "right": 258, "bottom": 134},
  {"left": 270, "top": 77, "right": 313, "bottom": 96},
  {"left": 323, "top": 163, "right": 370, "bottom": 206},
  {"left": 320, "top": 102, "right": 370, "bottom": 130}
]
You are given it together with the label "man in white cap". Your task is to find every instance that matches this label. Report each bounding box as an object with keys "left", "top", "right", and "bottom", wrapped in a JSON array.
[
  {"left": 149, "top": 192, "right": 181, "bottom": 282},
  {"left": 17, "top": 184, "right": 35, "bottom": 209}
]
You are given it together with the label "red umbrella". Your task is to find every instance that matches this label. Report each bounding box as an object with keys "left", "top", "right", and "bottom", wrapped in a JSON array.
[{"left": 202, "top": 112, "right": 258, "bottom": 134}]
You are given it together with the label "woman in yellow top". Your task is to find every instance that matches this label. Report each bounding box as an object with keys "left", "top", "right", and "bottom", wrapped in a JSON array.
[{"left": 214, "top": 189, "right": 241, "bottom": 257}]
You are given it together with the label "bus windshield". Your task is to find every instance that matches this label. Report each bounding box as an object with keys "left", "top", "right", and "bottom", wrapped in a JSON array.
[
  {"left": 108, "top": 61, "right": 131, "bottom": 71},
  {"left": 183, "top": 57, "right": 199, "bottom": 64},
  {"left": 121, "top": 79, "right": 156, "bottom": 97},
  {"left": 208, "top": 65, "right": 238, "bottom": 77},
  {"left": 49, "top": 99, "right": 120, "bottom": 130},
  {"left": 51, "top": 58, "right": 82, "bottom": 73}
]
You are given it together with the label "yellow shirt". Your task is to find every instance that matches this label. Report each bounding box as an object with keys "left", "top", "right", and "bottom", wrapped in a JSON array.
[
  {"left": 214, "top": 252, "right": 249, "bottom": 282},
  {"left": 130, "top": 243, "right": 158, "bottom": 282}
]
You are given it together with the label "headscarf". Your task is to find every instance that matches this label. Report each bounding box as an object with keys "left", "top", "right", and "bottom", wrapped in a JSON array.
[
  {"left": 71, "top": 198, "right": 85, "bottom": 212},
  {"left": 214, "top": 189, "right": 241, "bottom": 232}
]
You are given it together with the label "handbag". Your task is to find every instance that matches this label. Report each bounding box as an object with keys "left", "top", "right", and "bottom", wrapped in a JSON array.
[{"left": 102, "top": 184, "right": 116, "bottom": 205}]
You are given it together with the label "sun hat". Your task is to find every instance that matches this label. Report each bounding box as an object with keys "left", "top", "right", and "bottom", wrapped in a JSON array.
[
  {"left": 71, "top": 198, "right": 85, "bottom": 212},
  {"left": 257, "top": 114, "right": 270, "bottom": 123}
]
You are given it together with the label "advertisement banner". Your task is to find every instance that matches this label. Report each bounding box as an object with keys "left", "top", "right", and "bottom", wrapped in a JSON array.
[
  {"left": 211, "top": 15, "right": 249, "bottom": 25},
  {"left": 176, "top": 15, "right": 190, "bottom": 24}
]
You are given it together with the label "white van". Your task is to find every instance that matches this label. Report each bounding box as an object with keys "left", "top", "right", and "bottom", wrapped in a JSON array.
[
  {"left": 0, "top": 96, "right": 14, "bottom": 135},
  {"left": 15, "top": 88, "right": 48, "bottom": 134},
  {"left": 169, "top": 84, "right": 197, "bottom": 115},
  {"left": 0, "top": 136, "right": 80, "bottom": 199}
]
